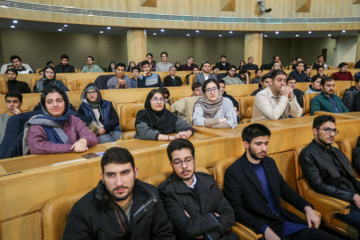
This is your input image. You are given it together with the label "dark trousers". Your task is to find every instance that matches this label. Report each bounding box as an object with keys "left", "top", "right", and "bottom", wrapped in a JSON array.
[
  {"left": 335, "top": 204, "right": 360, "bottom": 239},
  {"left": 286, "top": 228, "right": 341, "bottom": 240}
]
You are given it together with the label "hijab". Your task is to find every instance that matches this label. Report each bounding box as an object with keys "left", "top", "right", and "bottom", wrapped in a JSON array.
[
  {"left": 36, "top": 65, "right": 57, "bottom": 92},
  {"left": 81, "top": 83, "right": 101, "bottom": 109},
  {"left": 135, "top": 90, "right": 178, "bottom": 134},
  {"left": 194, "top": 84, "right": 223, "bottom": 118}
]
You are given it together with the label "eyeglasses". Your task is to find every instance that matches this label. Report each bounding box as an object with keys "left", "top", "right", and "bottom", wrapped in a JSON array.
[
  {"left": 87, "top": 90, "right": 97, "bottom": 95},
  {"left": 318, "top": 128, "right": 339, "bottom": 136},
  {"left": 172, "top": 158, "right": 194, "bottom": 168},
  {"left": 151, "top": 98, "right": 165, "bottom": 102},
  {"left": 205, "top": 88, "right": 218, "bottom": 93}
]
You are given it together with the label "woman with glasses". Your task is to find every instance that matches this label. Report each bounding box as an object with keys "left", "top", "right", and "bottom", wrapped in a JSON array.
[
  {"left": 135, "top": 89, "right": 194, "bottom": 140},
  {"left": 193, "top": 79, "right": 238, "bottom": 128},
  {"left": 78, "top": 83, "right": 122, "bottom": 143},
  {"left": 24, "top": 86, "right": 98, "bottom": 155},
  {"left": 33, "top": 65, "right": 69, "bottom": 93}
]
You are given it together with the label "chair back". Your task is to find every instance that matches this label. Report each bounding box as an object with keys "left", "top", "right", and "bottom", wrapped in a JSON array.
[
  {"left": 304, "top": 93, "right": 320, "bottom": 115},
  {"left": 72, "top": 79, "right": 95, "bottom": 92},
  {"left": 213, "top": 156, "right": 240, "bottom": 190},
  {"left": 239, "top": 96, "right": 255, "bottom": 123},
  {"left": 30, "top": 76, "right": 67, "bottom": 91},
  {"left": 0, "top": 77, "right": 8, "bottom": 94}
]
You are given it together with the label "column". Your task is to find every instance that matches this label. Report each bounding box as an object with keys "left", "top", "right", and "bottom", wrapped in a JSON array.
[
  {"left": 356, "top": 31, "right": 360, "bottom": 62},
  {"left": 127, "top": 29, "right": 147, "bottom": 64},
  {"left": 244, "top": 33, "right": 263, "bottom": 66}
]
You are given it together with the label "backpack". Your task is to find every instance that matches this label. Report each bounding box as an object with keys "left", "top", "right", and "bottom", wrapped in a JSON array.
[{"left": 342, "top": 88, "right": 358, "bottom": 111}]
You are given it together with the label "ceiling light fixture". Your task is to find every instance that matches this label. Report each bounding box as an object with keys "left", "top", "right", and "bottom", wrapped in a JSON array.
[
  {"left": 160, "top": 29, "right": 165, "bottom": 32},
  {"left": 153, "top": 33, "right": 157, "bottom": 35},
  {"left": 342, "top": 30, "right": 346, "bottom": 33},
  {"left": 58, "top": 29, "right": 62, "bottom": 32},
  {"left": 100, "top": 31, "right": 104, "bottom": 34},
  {"left": 195, "top": 30, "right": 199, "bottom": 33},
  {"left": 13, "top": 20, "right": 18, "bottom": 24},
  {"left": 219, "top": 34, "right": 222, "bottom": 37},
  {"left": 275, "top": 31, "right": 279, "bottom": 34},
  {"left": 10, "top": 25, "right": 15, "bottom": 28},
  {"left": 308, "top": 31, "right": 312, "bottom": 34},
  {"left": 107, "top": 26, "right": 111, "bottom": 30},
  {"left": 296, "top": 34, "right": 299, "bottom": 37},
  {"left": 186, "top": 34, "right": 190, "bottom": 36},
  {"left": 264, "top": 34, "right": 268, "bottom": 37},
  {"left": 328, "top": 34, "right": 331, "bottom": 37},
  {"left": 64, "top": 24, "right": 68, "bottom": 27},
  {"left": 229, "top": 31, "right": 233, "bottom": 34}
]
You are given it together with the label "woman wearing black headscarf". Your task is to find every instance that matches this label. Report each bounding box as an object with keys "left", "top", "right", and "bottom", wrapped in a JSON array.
[
  {"left": 135, "top": 89, "right": 194, "bottom": 140},
  {"left": 33, "top": 65, "right": 69, "bottom": 93}
]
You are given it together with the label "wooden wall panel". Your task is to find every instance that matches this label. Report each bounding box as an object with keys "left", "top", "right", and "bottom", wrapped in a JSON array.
[{"left": 1, "top": 212, "right": 41, "bottom": 240}]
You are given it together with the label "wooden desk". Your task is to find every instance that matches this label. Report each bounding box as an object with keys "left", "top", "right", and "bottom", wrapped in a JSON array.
[{"left": 314, "top": 111, "right": 360, "bottom": 119}]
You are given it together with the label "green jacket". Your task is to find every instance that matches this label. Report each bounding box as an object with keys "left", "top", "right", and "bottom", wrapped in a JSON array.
[{"left": 310, "top": 91, "right": 349, "bottom": 115}]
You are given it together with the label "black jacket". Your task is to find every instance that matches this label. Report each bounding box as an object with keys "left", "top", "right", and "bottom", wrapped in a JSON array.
[
  {"left": 352, "top": 136, "right": 360, "bottom": 175},
  {"left": 94, "top": 75, "right": 116, "bottom": 89},
  {"left": 293, "top": 88, "right": 304, "bottom": 108},
  {"left": 63, "top": 180, "right": 175, "bottom": 240},
  {"left": 7, "top": 80, "right": 31, "bottom": 93},
  {"left": 55, "top": 64, "right": 75, "bottom": 73},
  {"left": 216, "top": 62, "right": 231, "bottom": 71},
  {"left": 163, "top": 75, "right": 183, "bottom": 87},
  {"left": 299, "top": 139, "right": 360, "bottom": 203},
  {"left": 158, "top": 172, "right": 235, "bottom": 240},
  {"left": 224, "top": 154, "right": 310, "bottom": 239},
  {"left": 342, "top": 86, "right": 360, "bottom": 111}
]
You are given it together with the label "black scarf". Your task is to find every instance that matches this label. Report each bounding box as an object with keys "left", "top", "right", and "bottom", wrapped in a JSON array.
[{"left": 135, "top": 92, "right": 178, "bottom": 134}]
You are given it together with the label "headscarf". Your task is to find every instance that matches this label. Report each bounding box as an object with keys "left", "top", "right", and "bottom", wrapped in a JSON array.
[
  {"left": 126, "top": 61, "right": 135, "bottom": 72},
  {"left": 135, "top": 90, "right": 178, "bottom": 134},
  {"left": 107, "top": 61, "right": 116, "bottom": 72},
  {"left": 35, "top": 65, "right": 57, "bottom": 93},
  {"left": 81, "top": 83, "right": 101, "bottom": 109},
  {"left": 194, "top": 84, "right": 223, "bottom": 118}
]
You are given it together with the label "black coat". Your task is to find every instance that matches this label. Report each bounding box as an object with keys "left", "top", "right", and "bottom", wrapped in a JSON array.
[
  {"left": 55, "top": 64, "right": 75, "bottom": 73},
  {"left": 352, "top": 136, "right": 360, "bottom": 175},
  {"left": 299, "top": 139, "right": 360, "bottom": 203},
  {"left": 63, "top": 180, "right": 175, "bottom": 240},
  {"left": 158, "top": 172, "right": 235, "bottom": 240},
  {"left": 216, "top": 62, "right": 231, "bottom": 71},
  {"left": 224, "top": 154, "right": 310, "bottom": 239},
  {"left": 163, "top": 75, "right": 183, "bottom": 87}
]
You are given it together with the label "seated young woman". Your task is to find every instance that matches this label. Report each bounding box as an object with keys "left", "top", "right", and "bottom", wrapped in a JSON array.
[
  {"left": 135, "top": 89, "right": 194, "bottom": 141},
  {"left": 193, "top": 79, "right": 238, "bottom": 129},
  {"left": 78, "top": 83, "right": 122, "bottom": 143},
  {"left": 24, "top": 87, "right": 98, "bottom": 155},
  {"left": 33, "top": 65, "right": 69, "bottom": 93}
]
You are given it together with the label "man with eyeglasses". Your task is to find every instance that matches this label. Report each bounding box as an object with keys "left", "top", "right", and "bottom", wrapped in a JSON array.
[
  {"left": 158, "top": 139, "right": 238, "bottom": 240},
  {"left": 299, "top": 115, "right": 360, "bottom": 234}
]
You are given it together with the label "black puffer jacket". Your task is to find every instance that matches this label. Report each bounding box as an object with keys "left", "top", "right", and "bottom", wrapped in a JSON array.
[
  {"left": 352, "top": 136, "right": 360, "bottom": 175},
  {"left": 299, "top": 139, "right": 360, "bottom": 202},
  {"left": 63, "top": 180, "right": 175, "bottom": 240}
]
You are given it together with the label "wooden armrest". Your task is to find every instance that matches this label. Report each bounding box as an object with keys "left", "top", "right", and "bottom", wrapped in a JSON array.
[
  {"left": 281, "top": 200, "right": 321, "bottom": 221},
  {"left": 306, "top": 190, "right": 350, "bottom": 222},
  {"left": 232, "top": 222, "right": 263, "bottom": 240}
]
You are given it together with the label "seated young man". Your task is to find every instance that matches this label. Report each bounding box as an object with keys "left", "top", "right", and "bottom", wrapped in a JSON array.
[
  {"left": 331, "top": 62, "right": 354, "bottom": 81},
  {"left": 251, "top": 69, "right": 263, "bottom": 84},
  {"left": 164, "top": 66, "right": 183, "bottom": 87},
  {"left": 299, "top": 115, "right": 360, "bottom": 235},
  {"left": 223, "top": 65, "right": 243, "bottom": 85},
  {"left": 186, "top": 67, "right": 199, "bottom": 84},
  {"left": 55, "top": 54, "right": 75, "bottom": 73},
  {"left": 194, "top": 61, "right": 216, "bottom": 85},
  {"left": 305, "top": 75, "right": 322, "bottom": 94},
  {"left": 342, "top": 75, "right": 360, "bottom": 111},
  {"left": 107, "top": 63, "right": 131, "bottom": 89},
  {"left": 310, "top": 77, "right": 349, "bottom": 115},
  {"left": 63, "top": 147, "right": 175, "bottom": 239},
  {"left": 289, "top": 61, "right": 309, "bottom": 82},
  {"left": 224, "top": 123, "right": 341, "bottom": 240},
  {"left": 0, "top": 92, "right": 23, "bottom": 144},
  {"left": 251, "top": 74, "right": 272, "bottom": 96},
  {"left": 6, "top": 69, "right": 31, "bottom": 93},
  {"left": 287, "top": 76, "right": 304, "bottom": 111},
  {"left": 137, "top": 61, "right": 164, "bottom": 88},
  {"left": 81, "top": 56, "right": 103, "bottom": 73},
  {"left": 129, "top": 66, "right": 140, "bottom": 88},
  {"left": 159, "top": 139, "right": 237, "bottom": 240},
  {"left": 191, "top": 82, "right": 202, "bottom": 97},
  {"left": 251, "top": 70, "right": 302, "bottom": 122},
  {"left": 9, "top": 55, "right": 34, "bottom": 74}
]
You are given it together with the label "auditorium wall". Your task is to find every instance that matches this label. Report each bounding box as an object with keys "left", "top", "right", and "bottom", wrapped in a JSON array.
[{"left": 334, "top": 36, "right": 357, "bottom": 67}]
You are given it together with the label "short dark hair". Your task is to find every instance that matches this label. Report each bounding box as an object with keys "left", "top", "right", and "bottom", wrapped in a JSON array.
[
  {"left": 115, "top": 62, "right": 126, "bottom": 69},
  {"left": 10, "top": 55, "right": 21, "bottom": 62},
  {"left": 291, "top": 58, "right": 296, "bottom": 62},
  {"left": 320, "top": 76, "right": 334, "bottom": 86},
  {"left": 169, "top": 66, "right": 176, "bottom": 71},
  {"left": 305, "top": 67, "right": 311, "bottom": 71},
  {"left": 261, "top": 74, "right": 272, "bottom": 82},
  {"left": 220, "top": 55, "right": 226, "bottom": 58},
  {"left": 146, "top": 53, "right": 153, "bottom": 58},
  {"left": 188, "top": 56, "right": 194, "bottom": 60},
  {"left": 271, "top": 70, "right": 287, "bottom": 80},
  {"left": 202, "top": 79, "right": 219, "bottom": 93},
  {"left": 160, "top": 52, "right": 168, "bottom": 57},
  {"left": 141, "top": 60, "right": 150, "bottom": 67},
  {"left": 228, "top": 65, "right": 237, "bottom": 71},
  {"left": 193, "top": 67, "right": 199, "bottom": 71},
  {"left": 317, "top": 55, "right": 323, "bottom": 59},
  {"left": 5, "top": 68, "right": 18, "bottom": 75},
  {"left": 272, "top": 55, "right": 279, "bottom": 60},
  {"left": 5, "top": 91, "right": 22, "bottom": 103},
  {"left": 355, "top": 75, "right": 360, "bottom": 83},
  {"left": 46, "top": 61, "right": 54, "bottom": 66},
  {"left": 317, "top": 66, "right": 324, "bottom": 71},
  {"left": 167, "top": 138, "right": 195, "bottom": 162},
  {"left": 202, "top": 61, "right": 211, "bottom": 66},
  {"left": 242, "top": 123, "right": 271, "bottom": 144},
  {"left": 311, "top": 74, "right": 322, "bottom": 83},
  {"left": 159, "top": 87, "right": 170, "bottom": 97},
  {"left": 87, "top": 56, "right": 94, "bottom": 61},
  {"left": 255, "top": 69, "right": 262, "bottom": 75},
  {"left": 271, "top": 61, "right": 280, "bottom": 68},
  {"left": 238, "top": 69, "right": 248, "bottom": 75},
  {"left": 338, "top": 62, "right": 347, "bottom": 68},
  {"left": 131, "top": 66, "right": 141, "bottom": 72},
  {"left": 218, "top": 79, "right": 226, "bottom": 85},
  {"left": 101, "top": 147, "right": 135, "bottom": 173},
  {"left": 248, "top": 56, "right": 253, "bottom": 60},
  {"left": 191, "top": 82, "right": 202, "bottom": 90},
  {"left": 296, "top": 61, "right": 304, "bottom": 67},
  {"left": 212, "top": 65, "right": 219, "bottom": 71},
  {"left": 286, "top": 76, "right": 296, "bottom": 84},
  {"left": 313, "top": 115, "right": 336, "bottom": 129},
  {"left": 60, "top": 54, "right": 69, "bottom": 60}
]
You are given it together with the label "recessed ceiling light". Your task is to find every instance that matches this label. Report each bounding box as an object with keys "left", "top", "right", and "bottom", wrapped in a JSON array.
[
  {"left": 275, "top": 31, "right": 279, "bottom": 34},
  {"left": 107, "top": 26, "right": 111, "bottom": 30},
  {"left": 308, "top": 31, "right": 312, "bottom": 34},
  {"left": 328, "top": 34, "right": 331, "bottom": 37},
  {"left": 64, "top": 24, "right": 68, "bottom": 27},
  {"left": 100, "top": 31, "right": 104, "bottom": 34},
  {"left": 195, "top": 30, "right": 199, "bottom": 33},
  {"left": 342, "top": 30, "right": 346, "bottom": 33},
  {"left": 10, "top": 25, "right": 15, "bottom": 29},
  {"left": 296, "top": 34, "right": 299, "bottom": 37},
  {"left": 160, "top": 29, "right": 165, "bottom": 32},
  {"left": 58, "top": 29, "right": 62, "bottom": 32},
  {"left": 264, "top": 34, "right": 267, "bottom": 37},
  {"left": 219, "top": 34, "right": 222, "bottom": 37},
  {"left": 153, "top": 33, "right": 157, "bottom": 35},
  {"left": 229, "top": 31, "right": 233, "bottom": 34},
  {"left": 13, "top": 20, "right": 18, "bottom": 24},
  {"left": 186, "top": 33, "right": 190, "bottom": 36}
]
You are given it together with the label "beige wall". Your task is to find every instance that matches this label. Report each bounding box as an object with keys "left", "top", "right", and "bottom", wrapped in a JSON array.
[
  {"left": 0, "top": 29, "right": 128, "bottom": 70},
  {"left": 334, "top": 36, "right": 358, "bottom": 67}
]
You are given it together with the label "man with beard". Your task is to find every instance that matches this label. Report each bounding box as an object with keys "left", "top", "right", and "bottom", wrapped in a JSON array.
[
  {"left": 224, "top": 124, "right": 340, "bottom": 240},
  {"left": 5, "top": 69, "right": 31, "bottom": 93},
  {"left": 158, "top": 139, "right": 237, "bottom": 240},
  {"left": 194, "top": 61, "right": 216, "bottom": 85},
  {"left": 63, "top": 147, "right": 175, "bottom": 240},
  {"left": 223, "top": 65, "right": 243, "bottom": 85},
  {"left": 299, "top": 115, "right": 360, "bottom": 235}
]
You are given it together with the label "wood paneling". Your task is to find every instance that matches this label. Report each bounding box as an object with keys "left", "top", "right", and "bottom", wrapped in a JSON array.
[
  {"left": 127, "top": 29, "right": 147, "bottom": 64},
  {"left": 221, "top": 0, "right": 235, "bottom": 12},
  {"left": 244, "top": 33, "right": 263, "bottom": 66},
  {"left": 295, "top": 0, "right": 311, "bottom": 12}
]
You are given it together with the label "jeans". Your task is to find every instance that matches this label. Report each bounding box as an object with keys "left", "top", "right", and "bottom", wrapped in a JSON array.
[
  {"left": 287, "top": 227, "right": 341, "bottom": 240},
  {"left": 98, "top": 130, "right": 122, "bottom": 143},
  {"left": 335, "top": 204, "right": 360, "bottom": 239}
]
